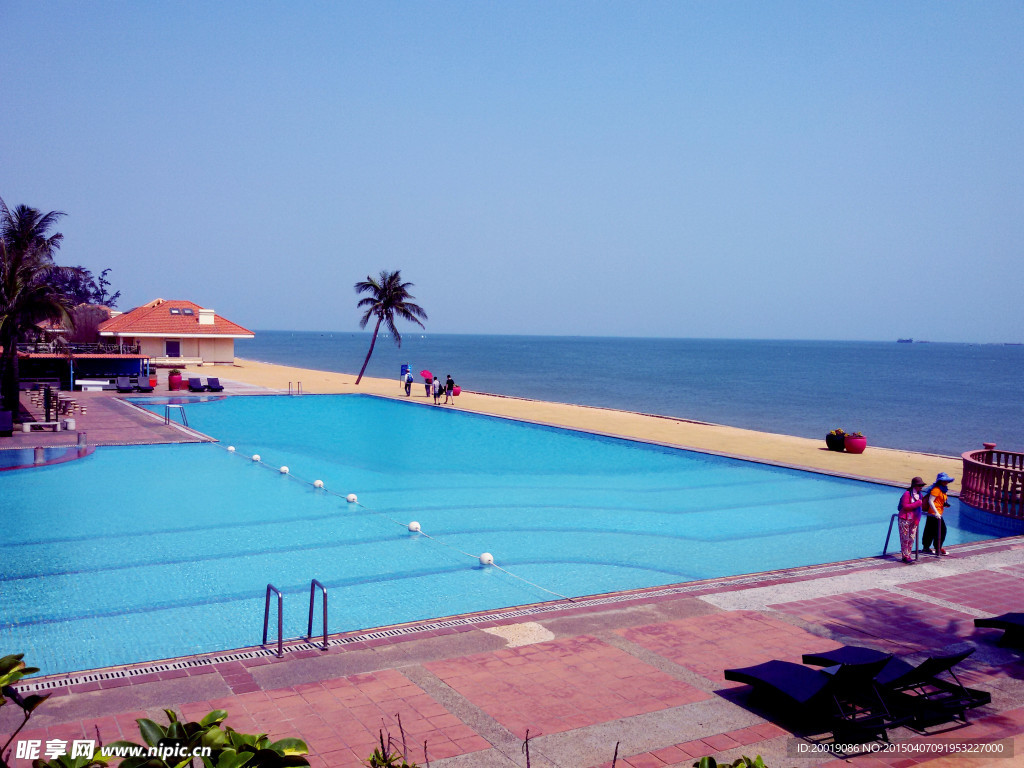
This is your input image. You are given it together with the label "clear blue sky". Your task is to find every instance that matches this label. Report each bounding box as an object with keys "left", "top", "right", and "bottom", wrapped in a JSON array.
[{"left": 2, "top": 2, "right": 1021, "bottom": 342}]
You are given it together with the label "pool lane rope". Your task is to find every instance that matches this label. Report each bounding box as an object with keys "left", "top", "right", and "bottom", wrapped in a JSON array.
[{"left": 221, "top": 444, "right": 574, "bottom": 602}]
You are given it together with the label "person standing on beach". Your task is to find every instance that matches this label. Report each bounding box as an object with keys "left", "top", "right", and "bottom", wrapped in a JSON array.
[
  {"left": 432, "top": 376, "right": 441, "bottom": 404},
  {"left": 921, "top": 472, "right": 954, "bottom": 555},
  {"left": 444, "top": 375, "right": 455, "bottom": 404},
  {"left": 404, "top": 371, "right": 413, "bottom": 396},
  {"left": 897, "top": 476, "right": 926, "bottom": 563}
]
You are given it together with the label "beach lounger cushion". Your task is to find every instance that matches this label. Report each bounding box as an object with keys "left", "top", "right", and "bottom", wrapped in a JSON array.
[
  {"left": 135, "top": 376, "right": 155, "bottom": 392},
  {"left": 205, "top": 377, "right": 224, "bottom": 392},
  {"left": 187, "top": 377, "right": 206, "bottom": 392},
  {"left": 974, "top": 613, "right": 1024, "bottom": 647},
  {"left": 116, "top": 376, "right": 134, "bottom": 393}
]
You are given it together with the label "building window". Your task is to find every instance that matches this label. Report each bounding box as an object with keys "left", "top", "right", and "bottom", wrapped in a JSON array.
[{"left": 166, "top": 340, "right": 181, "bottom": 358}]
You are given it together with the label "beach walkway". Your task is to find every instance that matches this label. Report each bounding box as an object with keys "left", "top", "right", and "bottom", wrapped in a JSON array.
[{"left": 7, "top": 537, "right": 1024, "bottom": 767}]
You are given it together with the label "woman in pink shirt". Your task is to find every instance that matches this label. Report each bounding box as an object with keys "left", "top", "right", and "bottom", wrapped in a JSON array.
[{"left": 897, "top": 476, "right": 926, "bottom": 563}]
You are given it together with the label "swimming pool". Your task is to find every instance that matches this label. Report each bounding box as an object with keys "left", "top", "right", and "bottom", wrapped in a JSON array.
[{"left": 2, "top": 394, "right": 997, "bottom": 675}]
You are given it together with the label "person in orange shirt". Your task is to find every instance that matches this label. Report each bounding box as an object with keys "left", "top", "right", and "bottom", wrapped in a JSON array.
[{"left": 921, "top": 472, "right": 954, "bottom": 555}]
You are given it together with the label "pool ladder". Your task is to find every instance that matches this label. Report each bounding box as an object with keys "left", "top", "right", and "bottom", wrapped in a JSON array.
[
  {"left": 882, "top": 513, "right": 920, "bottom": 560},
  {"left": 262, "top": 580, "right": 328, "bottom": 658},
  {"left": 288, "top": 381, "right": 303, "bottom": 396}
]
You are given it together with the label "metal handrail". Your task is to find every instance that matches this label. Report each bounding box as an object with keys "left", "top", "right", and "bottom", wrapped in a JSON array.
[
  {"left": 263, "top": 584, "right": 283, "bottom": 658},
  {"left": 882, "top": 513, "right": 919, "bottom": 560},
  {"left": 288, "top": 381, "right": 303, "bottom": 396},
  {"left": 307, "top": 579, "right": 328, "bottom": 650}
]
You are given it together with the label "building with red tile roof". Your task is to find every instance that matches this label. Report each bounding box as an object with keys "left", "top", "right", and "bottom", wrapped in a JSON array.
[{"left": 98, "top": 299, "right": 254, "bottom": 365}]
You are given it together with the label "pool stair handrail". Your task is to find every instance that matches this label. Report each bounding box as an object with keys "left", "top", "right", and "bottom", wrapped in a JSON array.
[
  {"left": 882, "top": 513, "right": 919, "bottom": 560},
  {"left": 262, "top": 584, "right": 284, "bottom": 658},
  {"left": 307, "top": 579, "right": 328, "bottom": 650},
  {"left": 288, "top": 381, "right": 303, "bottom": 396}
]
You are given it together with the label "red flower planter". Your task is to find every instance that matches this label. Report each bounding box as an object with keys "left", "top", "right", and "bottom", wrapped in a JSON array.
[
  {"left": 168, "top": 373, "right": 183, "bottom": 391},
  {"left": 844, "top": 435, "right": 867, "bottom": 454}
]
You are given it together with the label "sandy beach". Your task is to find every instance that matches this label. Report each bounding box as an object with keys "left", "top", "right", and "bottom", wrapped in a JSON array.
[{"left": 188, "top": 357, "right": 962, "bottom": 490}]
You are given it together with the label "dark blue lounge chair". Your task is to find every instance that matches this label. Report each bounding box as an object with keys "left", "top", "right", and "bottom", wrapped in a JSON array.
[
  {"left": 205, "top": 377, "right": 224, "bottom": 392},
  {"left": 974, "top": 613, "right": 1024, "bottom": 648},
  {"left": 0, "top": 409, "right": 12, "bottom": 437},
  {"left": 724, "top": 657, "right": 903, "bottom": 743},
  {"left": 116, "top": 376, "right": 134, "bottom": 393},
  {"left": 135, "top": 374, "right": 154, "bottom": 393},
  {"left": 187, "top": 377, "right": 206, "bottom": 392},
  {"left": 804, "top": 646, "right": 990, "bottom": 726}
]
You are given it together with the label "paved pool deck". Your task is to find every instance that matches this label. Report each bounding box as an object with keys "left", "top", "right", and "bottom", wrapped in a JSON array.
[{"left": 6, "top": 537, "right": 1024, "bottom": 768}]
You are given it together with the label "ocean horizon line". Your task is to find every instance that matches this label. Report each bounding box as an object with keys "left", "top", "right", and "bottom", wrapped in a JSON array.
[{"left": 244, "top": 330, "right": 1022, "bottom": 346}]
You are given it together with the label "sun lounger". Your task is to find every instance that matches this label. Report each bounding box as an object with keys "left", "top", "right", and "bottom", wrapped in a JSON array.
[
  {"left": 875, "top": 649, "right": 990, "bottom": 725},
  {"left": 187, "top": 377, "right": 206, "bottom": 392},
  {"left": 116, "top": 376, "right": 134, "bottom": 393},
  {"left": 974, "top": 613, "right": 1024, "bottom": 647},
  {"left": 804, "top": 645, "right": 990, "bottom": 727},
  {"left": 0, "top": 410, "right": 12, "bottom": 437},
  {"left": 205, "top": 377, "right": 224, "bottom": 392},
  {"left": 724, "top": 657, "right": 903, "bottom": 743},
  {"left": 135, "top": 375, "right": 155, "bottom": 393}
]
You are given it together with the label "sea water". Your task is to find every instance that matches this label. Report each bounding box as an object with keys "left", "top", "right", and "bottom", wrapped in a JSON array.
[{"left": 240, "top": 333, "right": 1024, "bottom": 456}]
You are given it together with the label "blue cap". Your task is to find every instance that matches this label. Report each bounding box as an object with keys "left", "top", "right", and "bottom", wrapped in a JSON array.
[{"left": 936, "top": 472, "right": 955, "bottom": 484}]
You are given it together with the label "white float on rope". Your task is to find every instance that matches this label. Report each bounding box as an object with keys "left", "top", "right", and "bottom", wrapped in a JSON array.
[
  {"left": 252, "top": 454, "right": 261, "bottom": 462},
  {"left": 346, "top": 493, "right": 358, "bottom": 503},
  {"left": 227, "top": 446, "right": 235, "bottom": 452},
  {"left": 479, "top": 552, "right": 494, "bottom": 566},
  {"left": 280, "top": 466, "right": 289, "bottom": 474},
  {"left": 408, "top": 521, "right": 421, "bottom": 532},
  {"left": 313, "top": 479, "right": 324, "bottom": 488}
]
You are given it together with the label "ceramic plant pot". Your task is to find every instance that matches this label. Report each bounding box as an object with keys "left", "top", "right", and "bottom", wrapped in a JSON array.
[
  {"left": 845, "top": 435, "right": 867, "bottom": 454},
  {"left": 825, "top": 433, "right": 846, "bottom": 452}
]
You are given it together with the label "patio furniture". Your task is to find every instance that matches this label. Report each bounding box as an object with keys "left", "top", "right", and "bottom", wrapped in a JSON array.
[
  {"left": 116, "top": 376, "right": 134, "bottom": 393},
  {"left": 135, "top": 375, "right": 155, "bottom": 392},
  {"left": 724, "top": 657, "right": 903, "bottom": 743},
  {"left": 0, "top": 410, "right": 12, "bottom": 437},
  {"left": 974, "top": 613, "right": 1024, "bottom": 647},
  {"left": 188, "top": 377, "right": 206, "bottom": 392},
  {"left": 874, "top": 649, "right": 990, "bottom": 726},
  {"left": 205, "top": 377, "right": 224, "bottom": 392}
]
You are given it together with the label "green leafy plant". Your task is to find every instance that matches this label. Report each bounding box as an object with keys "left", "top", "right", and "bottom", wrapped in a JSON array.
[
  {"left": 168, "top": 368, "right": 181, "bottom": 377},
  {"left": 31, "top": 709, "right": 309, "bottom": 768},
  {"left": 694, "top": 757, "right": 768, "bottom": 768},
  {"left": 363, "top": 726, "right": 420, "bottom": 767},
  {"left": 1, "top": 654, "right": 51, "bottom": 768}
]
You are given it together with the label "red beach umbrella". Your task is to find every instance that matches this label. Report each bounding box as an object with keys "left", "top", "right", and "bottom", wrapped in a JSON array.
[{"left": 420, "top": 369, "right": 432, "bottom": 380}]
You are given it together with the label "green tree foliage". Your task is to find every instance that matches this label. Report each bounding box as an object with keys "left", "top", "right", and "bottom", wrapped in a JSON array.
[
  {"left": 353, "top": 270, "right": 427, "bottom": 385},
  {"left": 48, "top": 267, "right": 120, "bottom": 308},
  {"left": 0, "top": 198, "right": 78, "bottom": 411}
]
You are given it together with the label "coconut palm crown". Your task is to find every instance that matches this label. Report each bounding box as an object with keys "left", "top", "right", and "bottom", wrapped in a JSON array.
[
  {"left": 353, "top": 270, "right": 427, "bottom": 385},
  {"left": 0, "top": 198, "right": 77, "bottom": 411}
]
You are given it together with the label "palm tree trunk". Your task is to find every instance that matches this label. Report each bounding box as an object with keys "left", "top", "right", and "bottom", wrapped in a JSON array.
[{"left": 355, "top": 317, "right": 382, "bottom": 385}]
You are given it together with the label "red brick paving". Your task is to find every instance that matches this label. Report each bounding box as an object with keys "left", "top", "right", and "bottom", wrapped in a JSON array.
[
  {"left": 617, "top": 610, "right": 843, "bottom": 685},
  {"left": 424, "top": 635, "right": 709, "bottom": 739},
  {"left": 899, "top": 570, "right": 1024, "bottom": 616},
  {"left": 769, "top": 589, "right": 979, "bottom": 652}
]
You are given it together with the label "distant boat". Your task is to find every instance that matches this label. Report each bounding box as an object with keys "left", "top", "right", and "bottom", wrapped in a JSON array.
[{"left": 897, "top": 338, "right": 913, "bottom": 343}]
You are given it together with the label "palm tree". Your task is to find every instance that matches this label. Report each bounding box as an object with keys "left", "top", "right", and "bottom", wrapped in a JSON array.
[
  {"left": 0, "top": 199, "right": 76, "bottom": 412},
  {"left": 353, "top": 270, "right": 427, "bottom": 385}
]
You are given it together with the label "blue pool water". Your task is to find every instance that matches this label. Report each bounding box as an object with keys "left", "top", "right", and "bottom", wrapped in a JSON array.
[{"left": 2, "top": 395, "right": 1000, "bottom": 675}]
